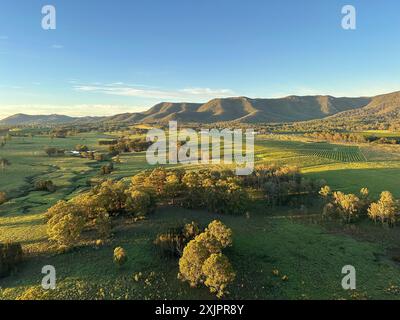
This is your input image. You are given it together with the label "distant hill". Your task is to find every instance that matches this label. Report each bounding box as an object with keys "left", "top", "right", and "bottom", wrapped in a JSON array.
[
  {"left": 99, "top": 95, "right": 371, "bottom": 124},
  {"left": 0, "top": 114, "right": 103, "bottom": 126},
  {"left": 3, "top": 91, "right": 400, "bottom": 126}
]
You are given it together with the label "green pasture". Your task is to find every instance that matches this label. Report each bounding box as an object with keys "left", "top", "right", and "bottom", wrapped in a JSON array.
[{"left": 1, "top": 131, "right": 400, "bottom": 300}]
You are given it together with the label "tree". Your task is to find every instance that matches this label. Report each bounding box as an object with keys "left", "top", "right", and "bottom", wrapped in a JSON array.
[
  {"left": 113, "top": 247, "right": 128, "bottom": 267},
  {"left": 178, "top": 238, "right": 210, "bottom": 287},
  {"left": 367, "top": 202, "right": 380, "bottom": 223},
  {"left": 125, "top": 189, "right": 155, "bottom": 216},
  {"left": 145, "top": 167, "right": 167, "bottom": 195},
  {"left": 202, "top": 253, "right": 236, "bottom": 298},
  {"left": 358, "top": 188, "right": 371, "bottom": 215},
  {"left": 46, "top": 201, "right": 85, "bottom": 247},
  {"left": 47, "top": 210, "right": 85, "bottom": 247},
  {"left": 368, "top": 191, "right": 397, "bottom": 226},
  {"left": 360, "top": 188, "right": 369, "bottom": 199},
  {"left": 94, "top": 212, "right": 112, "bottom": 239},
  {"left": 93, "top": 180, "right": 127, "bottom": 215},
  {"left": 163, "top": 172, "right": 183, "bottom": 203},
  {"left": 205, "top": 220, "right": 233, "bottom": 250},
  {"left": 72, "top": 193, "right": 103, "bottom": 222},
  {"left": 178, "top": 220, "right": 235, "bottom": 297},
  {"left": 319, "top": 185, "right": 332, "bottom": 199},
  {"left": 333, "top": 192, "right": 360, "bottom": 223}
]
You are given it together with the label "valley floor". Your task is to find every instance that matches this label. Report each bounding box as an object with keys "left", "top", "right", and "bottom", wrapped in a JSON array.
[{"left": 1, "top": 132, "right": 400, "bottom": 299}]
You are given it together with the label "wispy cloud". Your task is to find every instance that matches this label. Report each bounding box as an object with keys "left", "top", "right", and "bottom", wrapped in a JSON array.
[
  {"left": 73, "top": 83, "right": 236, "bottom": 102},
  {"left": 0, "top": 35, "right": 8, "bottom": 40},
  {"left": 0, "top": 84, "right": 23, "bottom": 90},
  {"left": 51, "top": 44, "right": 64, "bottom": 49}
]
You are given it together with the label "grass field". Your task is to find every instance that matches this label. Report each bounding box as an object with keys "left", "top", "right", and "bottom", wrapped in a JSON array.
[
  {"left": 2, "top": 207, "right": 400, "bottom": 300},
  {"left": 1, "top": 132, "right": 400, "bottom": 300}
]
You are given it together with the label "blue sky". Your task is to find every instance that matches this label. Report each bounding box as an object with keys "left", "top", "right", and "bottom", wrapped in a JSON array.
[{"left": 1, "top": 0, "right": 400, "bottom": 118}]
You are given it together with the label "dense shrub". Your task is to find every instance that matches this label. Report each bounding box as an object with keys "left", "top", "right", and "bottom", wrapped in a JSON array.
[{"left": 0, "top": 242, "right": 23, "bottom": 278}]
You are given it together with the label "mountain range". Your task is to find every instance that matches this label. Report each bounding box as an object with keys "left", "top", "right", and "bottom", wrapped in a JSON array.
[{"left": 1, "top": 91, "right": 399, "bottom": 126}]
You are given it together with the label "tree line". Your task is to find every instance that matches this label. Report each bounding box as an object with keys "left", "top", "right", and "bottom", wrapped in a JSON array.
[{"left": 320, "top": 186, "right": 399, "bottom": 226}]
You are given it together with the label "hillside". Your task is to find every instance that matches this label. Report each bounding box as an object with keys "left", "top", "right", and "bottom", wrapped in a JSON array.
[
  {"left": 4, "top": 92, "right": 400, "bottom": 126},
  {"left": 328, "top": 91, "right": 400, "bottom": 121},
  {"left": 100, "top": 96, "right": 371, "bottom": 124}
]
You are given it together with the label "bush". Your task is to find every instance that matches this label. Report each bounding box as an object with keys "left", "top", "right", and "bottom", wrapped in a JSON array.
[
  {"left": 34, "top": 180, "right": 56, "bottom": 192},
  {"left": 94, "top": 153, "right": 105, "bottom": 161},
  {"left": 113, "top": 247, "right": 128, "bottom": 267},
  {"left": 75, "top": 144, "right": 89, "bottom": 152},
  {"left": 0, "top": 242, "right": 23, "bottom": 278},
  {"left": 100, "top": 163, "right": 114, "bottom": 175},
  {"left": 319, "top": 185, "right": 331, "bottom": 198},
  {"left": 44, "top": 147, "right": 64, "bottom": 157}
]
